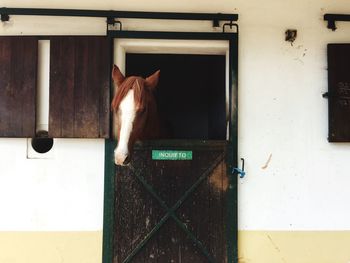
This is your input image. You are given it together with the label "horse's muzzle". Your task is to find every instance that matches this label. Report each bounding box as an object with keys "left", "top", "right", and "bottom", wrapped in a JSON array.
[
  {"left": 115, "top": 153, "right": 130, "bottom": 166},
  {"left": 123, "top": 156, "right": 131, "bottom": 166}
]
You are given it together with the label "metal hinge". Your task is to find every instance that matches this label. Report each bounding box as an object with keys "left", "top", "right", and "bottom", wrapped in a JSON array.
[
  {"left": 107, "top": 17, "right": 122, "bottom": 32},
  {"left": 322, "top": 92, "right": 329, "bottom": 98},
  {"left": 1, "top": 13, "right": 10, "bottom": 22},
  {"left": 222, "top": 20, "right": 238, "bottom": 33}
]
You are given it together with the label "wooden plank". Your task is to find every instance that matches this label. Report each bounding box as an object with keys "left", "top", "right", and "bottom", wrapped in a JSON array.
[
  {"left": 49, "top": 36, "right": 110, "bottom": 138},
  {"left": 132, "top": 150, "right": 162, "bottom": 263},
  {"left": 49, "top": 37, "right": 75, "bottom": 137},
  {"left": 208, "top": 156, "right": 227, "bottom": 262},
  {"left": 73, "top": 38, "right": 90, "bottom": 137},
  {"left": 97, "top": 38, "right": 111, "bottom": 138},
  {"left": 155, "top": 160, "right": 185, "bottom": 263},
  {"left": 21, "top": 37, "right": 39, "bottom": 136},
  {"left": 327, "top": 44, "right": 350, "bottom": 142},
  {"left": 0, "top": 37, "right": 12, "bottom": 136},
  {"left": 0, "top": 37, "right": 37, "bottom": 137},
  {"left": 114, "top": 166, "right": 134, "bottom": 263},
  {"left": 115, "top": 149, "right": 165, "bottom": 263},
  {"left": 128, "top": 154, "right": 152, "bottom": 263},
  {"left": 113, "top": 145, "right": 228, "bottom": 262},
  {"left": 176, "top": 150, "right": 207, "bottom": 262},
  {"left": 177, "top": 149, "right": 227, "bottom": 262}
]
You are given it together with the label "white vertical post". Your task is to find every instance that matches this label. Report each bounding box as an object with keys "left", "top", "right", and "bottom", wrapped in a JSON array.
[{"left": 36, "top": 40, "right": 50, "bottom": 133}]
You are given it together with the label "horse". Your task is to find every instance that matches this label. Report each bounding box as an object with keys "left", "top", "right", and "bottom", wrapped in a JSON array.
[{"left": 111, "top": 65, "right": 162, "bottom": 165}]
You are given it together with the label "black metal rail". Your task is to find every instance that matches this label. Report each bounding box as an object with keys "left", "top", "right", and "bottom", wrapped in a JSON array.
[
  {"left": 107, "top": 30, "right": 237, "bottom": 40},
  {"left": 324, "top": 14, "right": 350, "bottom": 31},
  {"left": 0, "top": 7, "right": 238, "bottom": 24}
]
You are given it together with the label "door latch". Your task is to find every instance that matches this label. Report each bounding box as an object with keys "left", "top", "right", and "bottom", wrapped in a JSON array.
[{"left": 232, "top": 158, "right": 245, "bottom": 178}]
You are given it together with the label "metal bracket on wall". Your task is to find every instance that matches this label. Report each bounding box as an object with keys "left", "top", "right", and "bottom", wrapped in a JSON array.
[
  {"left": 0, "top": 13, "right": 9, "bottom": 22},
  {"left": 322, "top": 92, "right": 350, "bottom": 103},
  {"left": 106, "top": 17, "right": 122, "bottom": 34},
  {"left": 223, "top": 21, "right": 239, "bottom": 34},
  {"left": 324, "top": 14, "right": 350, "bottom": 31},
  {"left": 213, "top": 18, "right": 220, "bottom": 28}
]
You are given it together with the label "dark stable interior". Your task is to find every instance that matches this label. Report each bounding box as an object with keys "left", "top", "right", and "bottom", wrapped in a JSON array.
[{"left": 126, "top": 53, "right": 226, "bottom": 140}]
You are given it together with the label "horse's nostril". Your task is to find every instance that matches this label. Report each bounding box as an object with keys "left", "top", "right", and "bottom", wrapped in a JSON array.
[{"left": 123, "top": 156, "right": 131, "bottom": 165}]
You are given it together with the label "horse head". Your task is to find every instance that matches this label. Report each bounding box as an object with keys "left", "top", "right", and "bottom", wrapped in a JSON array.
[{"left": 111, "top": 65, "right": 161, "bottom": 165}]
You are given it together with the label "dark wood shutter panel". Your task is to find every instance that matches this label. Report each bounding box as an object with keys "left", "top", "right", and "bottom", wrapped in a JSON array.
[
  {"left": 0, "top": 37, "right": 37, "bottom": 137},
  {"left": 49, "top": 37, "right": 110, "bottom": 138},
  {"left": 327, "top": 44, "right": 350, "bottom": 142}
]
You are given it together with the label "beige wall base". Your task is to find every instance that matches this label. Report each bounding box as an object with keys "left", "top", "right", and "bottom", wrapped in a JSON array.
[
  {"left": 239, "top": 231, "right": 350, "bottom": 263},
  {"left": 0, "top": 231, "right": 102, "bottom": 263},
  {"left": 1, "top": 231, "right": 350, "bottom": 263}
]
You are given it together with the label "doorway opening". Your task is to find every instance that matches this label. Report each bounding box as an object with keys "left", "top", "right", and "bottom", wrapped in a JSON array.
[
  {"left": 106, "top": 35, "right": 238, "bottom": 263},
  {"left": 114, "top": 38, "right": 230, "bottom": 141},
  {"left": 126, "top": 53, "right": 226, "bottom": 140}
]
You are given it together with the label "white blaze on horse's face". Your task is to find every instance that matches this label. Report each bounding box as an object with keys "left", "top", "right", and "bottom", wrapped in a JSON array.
[
  {"left": 114, "top": 89, "right": 136, "bottom": 166},
  {"left": 111, "top": 65, "right": 160, "bottom": 166}
]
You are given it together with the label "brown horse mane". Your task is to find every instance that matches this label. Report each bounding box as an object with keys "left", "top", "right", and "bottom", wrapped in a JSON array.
[{"left": 111, "top": 76, "right": 147, "bottom": 112}]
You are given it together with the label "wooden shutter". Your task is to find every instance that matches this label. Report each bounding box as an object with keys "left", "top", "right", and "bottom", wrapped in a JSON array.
[
  {"left": 327, "top": 44, "right": 350, "bottom": 142},
  {"left": 49, "top": 37, "right": 110, "bottom": 138},
  {"left": 0, "top": 37, "right": 37, "bottom": 137}
]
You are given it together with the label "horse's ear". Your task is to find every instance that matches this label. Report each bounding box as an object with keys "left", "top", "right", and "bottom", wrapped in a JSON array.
[
  {"left": 145, "top": 70, "right": 160, "bottom": 90},
  {"left": 112, "top": 65, "right": 125, "bottom": 86}
]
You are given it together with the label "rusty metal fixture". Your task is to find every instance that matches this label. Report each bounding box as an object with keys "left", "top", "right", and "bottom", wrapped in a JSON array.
[{"left": 285, "top": 29, "right": 297, "bottom": 44}]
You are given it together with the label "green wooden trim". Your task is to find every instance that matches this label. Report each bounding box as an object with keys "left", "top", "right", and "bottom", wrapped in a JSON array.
[
  {"left": 102, "top": 139, "right": 115, "bottom": 263},
  {"left": 226, "top": 33, "right": 239, "bottom": 263}
]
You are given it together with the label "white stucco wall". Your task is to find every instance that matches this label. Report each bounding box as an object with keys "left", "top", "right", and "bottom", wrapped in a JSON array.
[
  {"left": 0, "top": 138, "right": 105, "bottom": 231},
  {"left": 237, "top": 1, "right": 350, "bottom": 231},
  {"left": 1, "top": 0, "right": 350, "bottom": 235}
]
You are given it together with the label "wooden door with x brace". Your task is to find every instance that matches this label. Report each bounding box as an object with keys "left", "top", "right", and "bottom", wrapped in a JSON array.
[{"left": 103, "top": 30, "right": 238, "bottom": 263}]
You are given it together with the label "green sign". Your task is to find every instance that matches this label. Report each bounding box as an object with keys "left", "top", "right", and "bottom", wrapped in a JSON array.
[{"left": 152, "top": 150, "right": 193, "bottom": 160}]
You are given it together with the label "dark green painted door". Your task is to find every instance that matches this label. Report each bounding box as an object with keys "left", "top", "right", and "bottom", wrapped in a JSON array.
[{"left": 112, "top": 141, "right": 230, "bottom": 263}]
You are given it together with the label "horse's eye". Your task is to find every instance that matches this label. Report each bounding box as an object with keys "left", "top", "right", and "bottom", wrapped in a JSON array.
[{"left": 137, "top": 108, "right": 146, "bottom": 114}]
